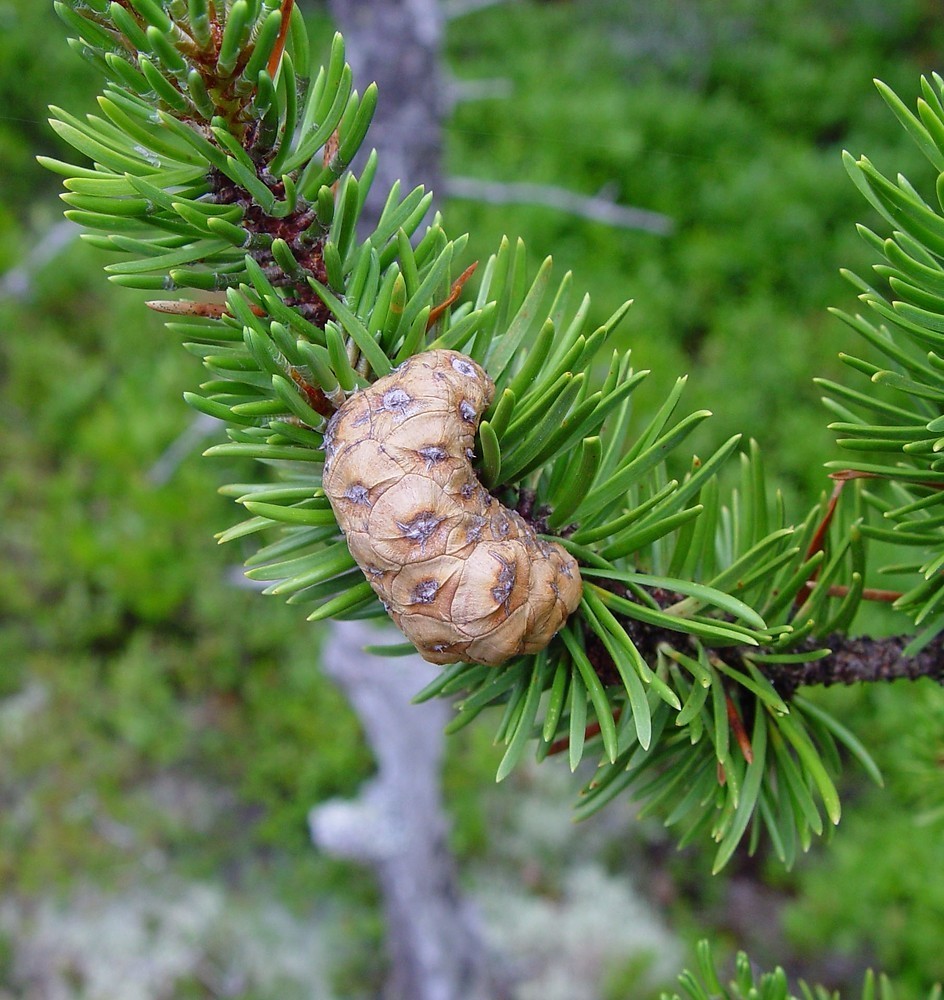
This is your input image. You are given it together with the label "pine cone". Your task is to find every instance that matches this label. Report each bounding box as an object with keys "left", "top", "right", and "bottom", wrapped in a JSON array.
[{"left": 323, "top": 350, "right": 582, "bottom": 665}]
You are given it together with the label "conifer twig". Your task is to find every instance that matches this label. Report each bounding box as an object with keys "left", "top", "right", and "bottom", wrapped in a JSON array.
[{"left": 763, "top": 632, "right": 944, "bottom": 698}]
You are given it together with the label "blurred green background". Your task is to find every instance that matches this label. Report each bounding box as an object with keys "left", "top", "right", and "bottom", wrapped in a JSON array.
[{"left": 2, "top": 1, "right": 944, "bottom": 997}]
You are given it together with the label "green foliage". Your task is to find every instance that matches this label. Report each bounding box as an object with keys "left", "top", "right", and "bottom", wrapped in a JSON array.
[
  {"left": 664, "top": 940, "right": 942, "bottom": 1000},
  {"left": 444, "top": 0, "right": 944, "bottom": 501},
  {"left": 43, "top": 0, "right": 941, "bottom": 876},
  {"left": 782, "top": 682, "right": 944, "bottom": 999},
  {"left": 0, "top": 240, "right": 371, "bottom": 891},
  {"left": 818, "top": 74, "right": 944, "bottom": 634},
  {"left": 0, "top": 1, "right": 100, "bottom": 212},
  {"left": 3, "top": 0, "right": 943, "bottom": 995}
]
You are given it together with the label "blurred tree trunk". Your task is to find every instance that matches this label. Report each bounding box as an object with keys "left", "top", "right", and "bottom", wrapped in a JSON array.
[
  {"left": 314, "top": 5, "right": 503, "bottom": 1000},
  {"left": 310, "top": 623, "right": 502, "bottom": 1000},
  {"left": 328, "top": 0, "right": 445, "bottom": 230}
]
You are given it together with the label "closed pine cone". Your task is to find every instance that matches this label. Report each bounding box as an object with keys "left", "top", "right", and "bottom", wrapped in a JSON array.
[{"left": 322, "top": 349, "right": 582, "bottom": 665}]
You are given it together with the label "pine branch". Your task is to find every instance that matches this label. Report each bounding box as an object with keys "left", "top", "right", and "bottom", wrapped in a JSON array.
[
  {"left": 583, "top": 582, "right": 944, "bottom": 698},
  {"left": 764, "top": 632, "right": 944, "bottom": 698},
  {"left": 665, "top": 939, "right": 943, "bottom": 1000},
  {"left": 47, "top": 1, "right": 944, "bottom": 863}
]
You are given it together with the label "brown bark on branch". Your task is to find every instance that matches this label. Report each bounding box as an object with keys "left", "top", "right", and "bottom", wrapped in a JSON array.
[
  {"left": 585, "top": 585, "right": 944, "bottom": 699},
  {"left": 761, "top": 632, "right": 944, "bottom": 698}
]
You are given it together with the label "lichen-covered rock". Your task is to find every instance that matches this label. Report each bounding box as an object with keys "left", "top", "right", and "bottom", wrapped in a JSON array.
[{"left": 323, "top": 349, "right": 582, "bottom": 665}]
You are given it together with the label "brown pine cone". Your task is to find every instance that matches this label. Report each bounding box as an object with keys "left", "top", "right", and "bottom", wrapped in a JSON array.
[{"left": 323, "top": 349, "right": 582, "bottom": 665}]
